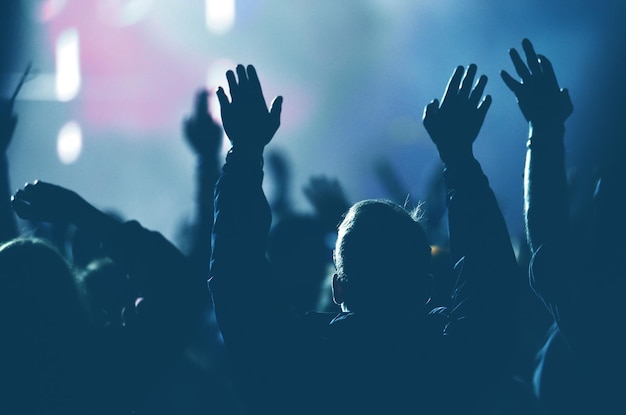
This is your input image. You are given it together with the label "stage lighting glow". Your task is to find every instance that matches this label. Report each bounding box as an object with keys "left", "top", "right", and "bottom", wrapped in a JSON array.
[
  {"left": 37, "top": 0, "right": 68, "bottom": 22},
  {"left": 55, "top": 28, "right": 81, "bottom": 102},
  {"left": 57, "top": 121, "right": 83, "bottom": 164},
  {"left": 16, "top": 73, "right": 57, "bottom": 101},
  {"left": 205, "top": 0, "right": 235, "bottom": 35}
]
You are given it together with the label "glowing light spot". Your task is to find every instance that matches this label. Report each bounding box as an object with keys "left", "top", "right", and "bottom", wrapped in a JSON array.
[
  {"left": 55, "top": 28, "right": 81, "bottom": 102},
  {"left": 57, "top": 121, "right": 83, "bottom": 164},
  {"left": 205, "top": 0, "right": 236, "bottom": 35}
]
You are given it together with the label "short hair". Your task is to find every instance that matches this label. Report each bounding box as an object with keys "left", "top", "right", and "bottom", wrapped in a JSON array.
[
  {"left": 0, "top": 238, "right": 88, "bottom": 328},
  {"left": 0, "top": 238, "right": 91, "bottom": 413},
  {"left": 334, "top": 199, "right": 431, "bottom": 311}
]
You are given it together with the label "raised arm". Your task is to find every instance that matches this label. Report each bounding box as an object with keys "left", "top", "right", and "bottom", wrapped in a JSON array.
[
  {"left": 12, "top": 181, "right": 119, "bottom": 238},
  {"left": 12, "top": 179, "right": 208, "bottom": 298},
  {"left": 210, "top": 64, "right": 282, "bottom": 282},
  {"left": 423, "top": 64, "right": 515, "bottom": 269},
  {"left": 423, "top": 63, "right": 517, "bottom": 342},
  {"left": 303, "top": 175, "right": 350, "bottom": 234},
  {"left": 423, "top": 64, "right": 518, "bottom": 410},
  {"left": 501, "top": 39, "right": 574, "bottom": 328},
  {"left": 182, "top": 89, "right": 223, "bottom": 277},
  {"left": 11, "top": 180, "right": 208, "bottom": 410},
  {"left": 209, "top": 65, "right": 295, "bottom": 413},
  {"left": 209, "top": 63, "right": 283, "bottom": 333},
  {"left": 501, "top": 38, "right": 573, "bottom": 255}
]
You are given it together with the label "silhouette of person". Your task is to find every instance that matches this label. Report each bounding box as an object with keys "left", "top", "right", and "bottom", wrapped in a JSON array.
[
  {"left": 5, "top": 181, "right": 209, "bottom": 414},
  {"left": 209, "top": 63, "right": 518, "bottom": 414},
  {"left": 180, "top": 88, "right": 223, "bottom": 279},
  {"left": 503, "top": 38, "right": 626, "bottom": 414}
]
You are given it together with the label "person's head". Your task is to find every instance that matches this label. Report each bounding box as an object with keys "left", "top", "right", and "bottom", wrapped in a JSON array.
[
  {"left": 332, "top": 199, "right": 432, "bottom": 313},
  {"left": 0, "top": 238, "right": 92, "bottom": 415},
  {"left": 0, "top": 238, "right": 89, "bottom": 342}
]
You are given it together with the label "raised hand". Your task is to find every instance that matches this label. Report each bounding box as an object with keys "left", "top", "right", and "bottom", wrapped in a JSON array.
[
  {"left": 216, "top": 64, "right": 283, "bottom": 153},
  {"left": 423, "top": 64, "right": 492, "bottom": 165},
  {"left": 182, "top": 89, "right": 223, "bottom": 158},
  {"left": 501, "top": 38, "right": 573, "bottom": 131},
  {"left": 303, "top": 175, "right": 350, "bottom": 230},
  {"left": 11, "top": 181, "right": 87, "bottom": 223}
]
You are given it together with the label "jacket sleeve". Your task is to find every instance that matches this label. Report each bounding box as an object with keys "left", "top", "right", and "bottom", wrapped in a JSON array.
[
  {"left": 523, "top": 125, "right": 586, "bottom": 346},
  {"left": 99, "top": 219, "right": 209, "bottom": 412},
  {"left": 208, "top": 149, "right": 312, "bottom": 412},
  {"left": 444, "top": 158, "right": 519, "bottom": 333},
  {"left": 209, "top": 149, "right": 282, "bottom": 339},
  {"left": 441, "top": 157, "right": 519, "bottom": 401}
]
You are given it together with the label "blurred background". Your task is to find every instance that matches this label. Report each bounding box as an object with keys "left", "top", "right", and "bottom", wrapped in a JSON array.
[{"left": 0, "top": 0, "right": 624, "bottom": 246}]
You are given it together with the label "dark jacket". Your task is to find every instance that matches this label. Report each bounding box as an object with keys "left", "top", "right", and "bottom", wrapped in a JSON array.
[{"left": 210, "top": 150, "right": 518, "bottom": 415}]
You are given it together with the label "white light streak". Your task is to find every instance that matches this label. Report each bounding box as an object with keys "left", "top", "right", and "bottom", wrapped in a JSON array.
[
  {"left": 55, "top": 28, "right": 81, "bottom": 102},
  {"left": 57, "top": 121, "right": 83, "bottom": 164},
  {"left": 205, "top": 0, "right": 236, "bottom": 35}
]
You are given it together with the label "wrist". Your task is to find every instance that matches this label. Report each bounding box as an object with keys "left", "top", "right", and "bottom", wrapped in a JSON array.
[
  {"left": 529, "top": 121, "right": 565, "bottom": 138},
  {"left": 528, "top": 122, "right": 566, "bottom": 150},
  {"left": 74, "top": 202, "right": 122, "bottom": 241},
  {"left": 439, "top": 149, "right": 476, "bottom": 169},
  {"left": 443, "top": 157, "right": 484, "bottom": 189},
  {"left": 228, "top": 145, "right": 264, "bottom": 160}
]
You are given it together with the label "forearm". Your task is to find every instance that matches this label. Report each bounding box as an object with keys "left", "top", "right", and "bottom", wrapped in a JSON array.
[
  {"left": 71, "top": 198, "right": 123, "bottom": 242},
  {"left": 444, "top": 155, "right": 518, "bottom": 336},
  {"left": 442, "top": 158, "right": 518, "bottom": 398},
  {"left": 210, "top": 147, "right": 273, "bottom": 310},
  {"left": 210, "top": 148, "right": 270, "bottom": 275},
  {"left": 524, "top": 124, "right": 569, "bottom": 254},
  {"left": 209, "top": 146, "right": 297, "bottom": 348},
  {"left": 188, "top": 155, "right": 221, "bottom": 276},
  {"left": 444, "top": 157, "right": 516, "bottom": 266},
  {"left": 196, "top": 155, "right": 221, "bottom": 220}
]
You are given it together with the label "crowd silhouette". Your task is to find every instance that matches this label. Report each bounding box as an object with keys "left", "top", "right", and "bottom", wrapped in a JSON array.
[{"left": 0, "top": 33, "right": 624, "bottom": 415}]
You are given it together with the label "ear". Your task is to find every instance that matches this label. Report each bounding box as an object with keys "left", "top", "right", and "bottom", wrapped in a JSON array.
[{"left": 331, "top": 273, "right": 344, "bottom": 306}]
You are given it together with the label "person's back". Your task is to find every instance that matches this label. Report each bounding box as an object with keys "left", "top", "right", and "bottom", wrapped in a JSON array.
[
  {"left": 501, "top": 38, "right": 626, "bottom": 414},
  {"left": 0, "top": 238, "right": 100, "bottom": 415},
  {"left": 7, "top": 180, "right": 211, "bottom": 415},
  {"left": 209, "top": 64, "right": 518, "bottom": 414}
]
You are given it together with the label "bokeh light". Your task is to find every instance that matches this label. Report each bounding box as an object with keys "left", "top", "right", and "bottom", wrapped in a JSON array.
[
  {"left": 57, "top": 121, "right": 83, "bottom": 164},
  {"left": 6, "top": 0, "right": 625, "bottom": 242},
  {"left": 205, "top": 0, "right": 236, "bottom": 35}
]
